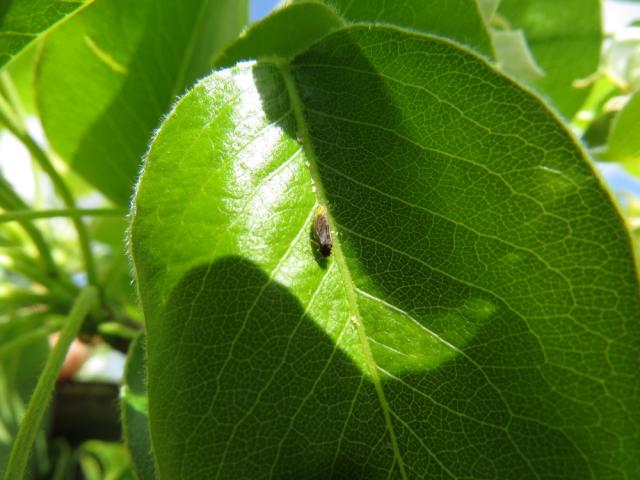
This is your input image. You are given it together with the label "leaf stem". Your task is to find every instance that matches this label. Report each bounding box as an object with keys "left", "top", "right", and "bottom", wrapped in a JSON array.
[
  {"left": 0, "top": 94, "right": 99, "bottom": 286},
  {"left": 8, "top": 254, "right": 78, "bottom": 300},
  {"left": 1, "top": 289, "right": 70, "bottom": 314},
  {"left": 1, "top": 286, "right": 98, "bottom": 480},
  {"left": 0, "top": 175, "right": 60, "bottom": 278},
  {"left": 0, "top": 207, "right": 124, "bottom": 223},
  {"left": 0, "top": 70, "right": 26, "bottom": 120}
]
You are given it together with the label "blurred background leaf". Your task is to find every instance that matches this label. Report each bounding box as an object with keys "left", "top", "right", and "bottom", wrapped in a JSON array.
[
  {"left": 35, "top": 0, "right": 248, "bottom": 205},
  {"left": 497, "top": 0, "right": 602, "bottom": 118},
  {"left": 0, "top": 314, "right": 50, "bottom": 477}
]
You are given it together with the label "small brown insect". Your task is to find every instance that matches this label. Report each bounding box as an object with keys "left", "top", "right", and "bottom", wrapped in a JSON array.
[{"left": 314, "top": 205, "right": 333, "bottom": 257}]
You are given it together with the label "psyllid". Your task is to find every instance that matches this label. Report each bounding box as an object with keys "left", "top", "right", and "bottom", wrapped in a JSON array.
[{"left": 314, "top": 205, "right": 333, "bottom": 257}]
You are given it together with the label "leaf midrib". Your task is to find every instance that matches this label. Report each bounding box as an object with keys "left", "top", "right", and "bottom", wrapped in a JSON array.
[{"left": 274, "top": 59, "right": 409, "bottom": 480}]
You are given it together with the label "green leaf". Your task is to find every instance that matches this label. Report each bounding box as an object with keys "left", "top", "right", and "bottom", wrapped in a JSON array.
[
  {"left": 477, "top": 0, "right": 501, "bottom": 21},
  {"left": 121, "top": 333, "right": 153, "bottom": 480},
  {"left": 492, "top": 29, "right": 544, "bottom": 82},
  {"left": 497, "top": 0, "right": 602, "bottom": 117},
  {"left": 77, "top": 441, "right": 136, "bottom": 480},
  {"left": 293, "top": 0, "right": 493, "bottom": 56},
  {"left": 3, "top": 42, "right": 39, "bottom": 115},
  {"left": 604, "top": 38, "right": 640, "bottom": 92},
  {"left": 572, "top": 74, "right": 619, "bottom": 133},
  {"left": 131, "top": 26, "right": 640, "bottom": 478},
  {"left": 602, "top": 91, "right": 640, "bottom": 169},
  {"left": 215, "top": 2, "right": 344, "bottom": 69},
  {"left": 35, "top": 0, "right": 248, "bottom": 205},
  {"left": 582, "top": 110, "right": 615, "bottom": 150},
  {"left": 0, "top": 0, "right": 90, "bottom": 69}
]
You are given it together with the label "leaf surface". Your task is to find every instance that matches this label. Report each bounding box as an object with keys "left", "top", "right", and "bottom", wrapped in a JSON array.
[
  {"left": 35, "top": 0, "right": 248, "bottom": 204},
  {"left": 131, "top": 25, "right": 640, "bottom": 478}
]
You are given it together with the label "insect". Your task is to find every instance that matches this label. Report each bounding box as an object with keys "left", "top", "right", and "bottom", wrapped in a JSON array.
[{"left": 314, "top": 205, "right": 333, "bottom": 257}]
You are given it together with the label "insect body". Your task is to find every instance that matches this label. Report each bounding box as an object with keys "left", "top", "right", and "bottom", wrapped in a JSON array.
[{"left": 314, "top": 206, "right": 333, "bottom": 257}]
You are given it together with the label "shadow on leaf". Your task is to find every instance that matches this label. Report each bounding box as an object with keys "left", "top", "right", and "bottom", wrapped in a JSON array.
[
  {"left": 146, "top": 256, "right": 590, "bottom": 479},
  {"left": 149, "top": 256, "right": 389, "bottom": 479}
]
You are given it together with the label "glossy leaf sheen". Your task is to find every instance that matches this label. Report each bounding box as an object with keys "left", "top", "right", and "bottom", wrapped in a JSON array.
[
  {"left": 35, "top": 0, "right": 247, "bottom": 204},
  {"left": 498, "top": 0, "right": 601, "bottom": 117},
  {"left": 0, "top": 0, "right": 89, "bottom": 68},
  {"left": 131, "top": 26, "right": 640, "bottom": 478}
]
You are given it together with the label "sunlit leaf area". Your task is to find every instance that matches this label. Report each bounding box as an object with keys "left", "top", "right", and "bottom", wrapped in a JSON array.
[{"left": 1, "top": 1, "right": 640, "bottom": 478}]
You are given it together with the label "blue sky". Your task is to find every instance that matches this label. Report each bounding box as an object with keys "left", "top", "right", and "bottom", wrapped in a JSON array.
[{"left": 250, "top": 0, "right": 280, "bottom": 21}]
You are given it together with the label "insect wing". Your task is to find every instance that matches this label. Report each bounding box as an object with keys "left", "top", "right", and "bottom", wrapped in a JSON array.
[{"left": 314, "top": 210, "right": 333, "bottom": 256}]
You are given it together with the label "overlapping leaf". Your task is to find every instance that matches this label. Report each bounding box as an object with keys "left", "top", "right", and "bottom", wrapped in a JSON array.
[
  {"left": 294, "top": 0, "right": 493, "bottom": 56},
  {"left": 215, "top": 2, "right": 344, "bottom": 69},
  {"left": 35, "top": 0, "right": 247, "bottom": 204}
]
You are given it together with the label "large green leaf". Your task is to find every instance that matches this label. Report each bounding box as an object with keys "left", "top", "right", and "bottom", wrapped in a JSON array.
[
  {"left": 35, "top": 0, "right": 248, "bottom": 205},
  {"left": 293, "top": 0, "right": 493, "bottom": 56},
  {"left": 131, "top": 26, "right": 640, "bottom": 478},
  {"left": 0, "top": 0, "right": 90, "bottom": 69},
  {"left": 497, "top": 0, "right": 602, "bottom": 118}
]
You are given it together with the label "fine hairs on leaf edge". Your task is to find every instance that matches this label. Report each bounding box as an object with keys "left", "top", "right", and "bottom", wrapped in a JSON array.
[{"left": 126, "top": 74, "right": 213, "bottom": 307}]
